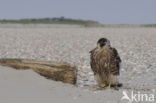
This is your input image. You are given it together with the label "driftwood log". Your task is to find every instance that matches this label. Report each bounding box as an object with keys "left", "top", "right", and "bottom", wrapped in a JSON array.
[{"left": 0, "top": 58, "right": 77, "bottom": 84}]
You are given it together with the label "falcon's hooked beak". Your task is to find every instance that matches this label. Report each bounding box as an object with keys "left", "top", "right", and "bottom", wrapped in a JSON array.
[{"left": 105, "top": 41, "right": 110, "bottom": 46}]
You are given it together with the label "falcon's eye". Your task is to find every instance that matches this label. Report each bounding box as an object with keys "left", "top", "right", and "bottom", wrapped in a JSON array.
[{"left": 100, "top": 41, "right": 106, "bottom": 47}]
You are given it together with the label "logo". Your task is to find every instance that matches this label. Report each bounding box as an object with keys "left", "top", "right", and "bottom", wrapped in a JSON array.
[{"left": 121, "top": 90, "right": 155, "bottom": 103}]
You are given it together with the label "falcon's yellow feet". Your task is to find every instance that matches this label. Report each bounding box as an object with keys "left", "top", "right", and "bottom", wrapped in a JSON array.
[{"left": 107, "top": 82, "right": 111, "bottom": 88}]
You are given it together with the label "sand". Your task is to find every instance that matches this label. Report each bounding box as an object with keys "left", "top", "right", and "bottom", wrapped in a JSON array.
[
  {"left": 0, "top": 24, "right": 156, "bottom": 103},
  {"left": 0, "top": 66, "right": 124, "bottom": 103}
]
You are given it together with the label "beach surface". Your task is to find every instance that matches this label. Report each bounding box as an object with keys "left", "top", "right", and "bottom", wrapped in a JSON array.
[{"left": 0, "top": 24, "right": 156, "bottom": 103}]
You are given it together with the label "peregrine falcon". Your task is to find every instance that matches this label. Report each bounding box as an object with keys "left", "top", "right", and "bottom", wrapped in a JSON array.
[{"left": 90, "top": 38, "right": 122, "bottom": 88}]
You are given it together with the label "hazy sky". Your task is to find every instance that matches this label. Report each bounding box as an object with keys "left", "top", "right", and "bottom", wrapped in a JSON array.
[{"left": 0, "top": 0, "right": 156, "bottom": 24}]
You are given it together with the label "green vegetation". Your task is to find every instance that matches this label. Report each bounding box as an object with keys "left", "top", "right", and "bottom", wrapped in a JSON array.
[
  {"left": 101, "top": 24, "right": 156, "bottom": 27},
  {"left": 0, "top": 17, "right": 156, "bottom": 27},
  {"left": 140, "top": 24, "right": 156, "bottom": 27},
  {"left": 0, "top": 17, "right": 101, "bottom": 27}
]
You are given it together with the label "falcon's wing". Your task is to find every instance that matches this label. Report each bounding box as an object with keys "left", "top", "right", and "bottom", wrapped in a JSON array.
[
  {"left": 89, "top": 47, "right": 99, "bottom": 74},
  {"left": 111, "top": 47, "right": 121, "bottom": 75}
]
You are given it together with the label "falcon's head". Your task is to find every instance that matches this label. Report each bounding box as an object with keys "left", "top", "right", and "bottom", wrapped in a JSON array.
[{"left": 97, "top": 38, "right": 110, "bottom": 48}]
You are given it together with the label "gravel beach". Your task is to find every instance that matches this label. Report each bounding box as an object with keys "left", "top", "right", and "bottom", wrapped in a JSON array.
[{"left": 0, "top": 24, "right": 156, "bottom": 103}]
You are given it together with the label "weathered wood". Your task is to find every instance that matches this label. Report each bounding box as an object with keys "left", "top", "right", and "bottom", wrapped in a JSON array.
[{"left": 0, "top": 58, "right": 77, "bottom": 84}]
